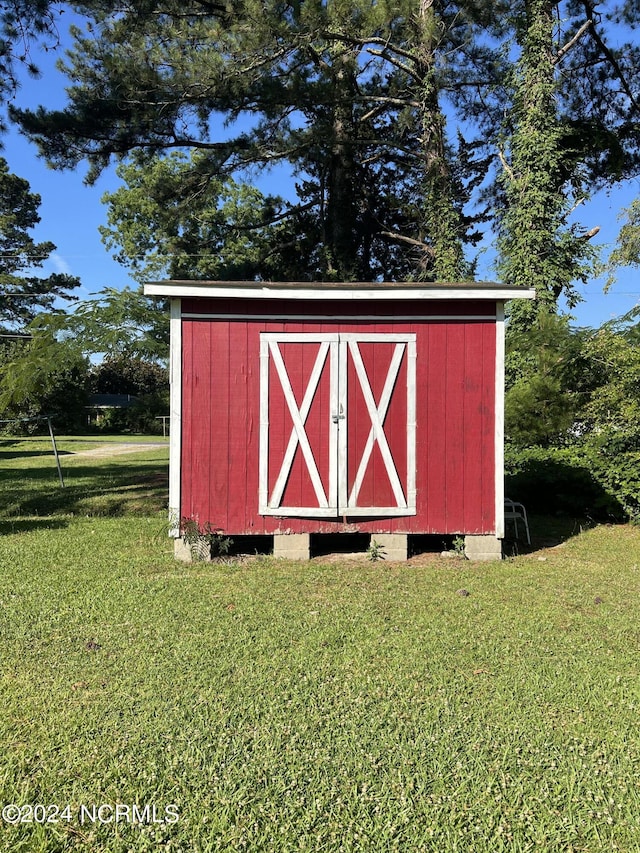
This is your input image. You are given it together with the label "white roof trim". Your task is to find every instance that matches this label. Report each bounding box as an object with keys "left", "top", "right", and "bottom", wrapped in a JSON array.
[{"left": 144, "top": 281, "right": 536, "bottom": 302}]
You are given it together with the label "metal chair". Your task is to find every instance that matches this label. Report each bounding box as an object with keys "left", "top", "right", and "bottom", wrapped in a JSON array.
[{"left": 504, "top": 498, "right": 531, "bottom": 545}]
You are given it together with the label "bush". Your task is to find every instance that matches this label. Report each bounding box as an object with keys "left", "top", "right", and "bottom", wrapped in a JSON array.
[
  {"left": 504, "top": 445, "right": 629, "bottom": 522},
  {"left": 593, "top": 450, "right": 640, "bottom": 523}
]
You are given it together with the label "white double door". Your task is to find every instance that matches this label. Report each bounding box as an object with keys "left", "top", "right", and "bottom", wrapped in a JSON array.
[{"left": 259, "top": 332, "right": 416, "bottom": 517}]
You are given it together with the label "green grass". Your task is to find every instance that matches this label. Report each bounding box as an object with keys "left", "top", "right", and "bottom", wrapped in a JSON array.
[
  {"left": 1, "top": 438, "right": 640, "bottom": 851},
  {"left": 0, "top": 436, "right": 169, "bottom": 519}
]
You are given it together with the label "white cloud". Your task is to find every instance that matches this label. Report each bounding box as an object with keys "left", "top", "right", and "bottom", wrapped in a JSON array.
[{"left": 50, "top": 253, "right": 73, "bottom": 275}]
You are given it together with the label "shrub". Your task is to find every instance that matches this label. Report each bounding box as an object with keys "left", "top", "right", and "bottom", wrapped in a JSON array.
[
  {"left": 180, "top": 518, "right": 233, "bottom": 561},
  {"left": 504, "top": 445, "right": 629, "bottom": 522},
  {"left": 593, "top": 450, "right": 640, "bottom": 523}
]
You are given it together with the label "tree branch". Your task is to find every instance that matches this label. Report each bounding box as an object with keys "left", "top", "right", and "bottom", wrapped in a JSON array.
[
  {"left": 581, "top": 0, "right": 640, "bottom": 115},
  {"left": 498, "top": 148, "right": 514, "bottom": 182},
  {"left": 359, "top": 96, "right": 419, "bottom": 123},
  {"left": 366, "top": 48, "right": 419, "bottom": 82},
  {"left": 582, "top": 225, "right": 601, "bottom": 240},
  {"left": 553, "top": 19, "right": 592, "bottom": 66},
  {"left": 321, "top": 31, "right": 417, "bottom": 65},
  {"left": 380, "top": 231, "right": 434, "bottom": 254}
]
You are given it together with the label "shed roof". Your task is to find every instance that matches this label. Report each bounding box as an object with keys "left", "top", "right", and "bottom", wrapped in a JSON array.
[{"left": 144, "top": 280, "right": 536, "bottom": 302}]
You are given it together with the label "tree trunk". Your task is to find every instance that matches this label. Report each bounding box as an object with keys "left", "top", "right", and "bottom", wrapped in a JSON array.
[
  {"left": 497, "top": 0, "right": 588, "bottom": 326},
  {"left": 415, "top": 0, "right": 466, "bottom": 282},
  {"left": 324, "top": 45, "right": 359, "bottom": 281}
]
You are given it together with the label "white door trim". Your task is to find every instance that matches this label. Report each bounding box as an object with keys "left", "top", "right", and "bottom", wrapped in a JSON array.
[
  {"left": 268, "top": 339, "right": 331, "bottom": 510},
  {"left": 168, "top": 298, "right": 182, "bottom": 536},
  {"left": 259, "top": 332, "right": 416, "bottom": 517},
  {"left": 346, "top": 340, "right": 407, "bottom": 510}
]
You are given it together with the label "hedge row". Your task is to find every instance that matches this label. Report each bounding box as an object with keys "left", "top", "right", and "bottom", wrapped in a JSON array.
[{"left": 504, "top": 445, "right": 640, "bottom": 523}]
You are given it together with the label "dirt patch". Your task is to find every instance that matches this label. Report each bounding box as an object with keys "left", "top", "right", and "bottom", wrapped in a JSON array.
[{"left": 70, "top": 443, "right": 168, "bottom": 458}]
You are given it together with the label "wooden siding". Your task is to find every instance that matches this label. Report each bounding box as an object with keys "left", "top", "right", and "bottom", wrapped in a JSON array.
[{"left": 180, "top": 310, "right": 497, "bottom": 536}]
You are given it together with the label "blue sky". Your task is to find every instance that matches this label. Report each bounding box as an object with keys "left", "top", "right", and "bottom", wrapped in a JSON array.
[
  {"left": 4, "top": 51, "right": 130, "bottom": 302},
  {"left": 4, "top": 21, "right": 640, "bottom": 329}
]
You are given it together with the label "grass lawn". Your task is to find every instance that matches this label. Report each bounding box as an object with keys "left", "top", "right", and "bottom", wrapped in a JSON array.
[
  {"left": 0, "top": 435, "right": 169, "bottom": 518},
  {"left": 1, "top": 437, "right": 639, "bottom": 851}
]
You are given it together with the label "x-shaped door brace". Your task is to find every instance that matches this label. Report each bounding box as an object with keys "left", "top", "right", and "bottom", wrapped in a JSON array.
[
  {"left": 344, "top": 340, "right": 408, "bottom": 510},
  {"left": 268, "top": 339, "right": 332, "bottom": 509},
  {"left": 259, "top": 332, "right": 416, "bottom": 517}
]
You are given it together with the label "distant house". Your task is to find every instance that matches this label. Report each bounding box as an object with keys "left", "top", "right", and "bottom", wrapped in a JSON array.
[{"left": 86, "top": 393, "right": 140, "bottom": 427}]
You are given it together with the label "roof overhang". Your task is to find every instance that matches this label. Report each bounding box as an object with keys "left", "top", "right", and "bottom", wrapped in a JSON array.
[{"left": 144, "top": 280, "right": 536, "bottom": 302}]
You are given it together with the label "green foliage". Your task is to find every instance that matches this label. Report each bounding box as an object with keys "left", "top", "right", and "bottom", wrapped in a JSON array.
[
  {"left": 0, "top": 298, "right": 169, "bottom": 434},
  {"left": 366, "top": 539, "right": 385, "bottom": 561},
  {"left": 609, "top": 198, "right": 640, "bottom": 280},
  {"left": 0, "top": 155, "right": 86, "bottom": 427},
  {"left": 506, "top": 313, "right": 640, "bottom": 454},
  {"left": 592, "top": 451, "right": 640, "bottom": 523},
  {"left": 451, "top": 535, "right": 466, "bottom": 557},
  {"left": 556, "top": 3, "right": 640, "bottom": 188},
  {"left": 0, "top": 157, "right": 79, "bottom": 331},
  {"left": 5, "top": 2, "right": 640, "bottom": 295},
  {"left": 496, "top": 2, "right": 597, "bottom": 323},
  {"left": 506, "top": 372, "right": 574, "bottom": 447},
  {"left": 88, "top": 354, "right": 169, "bottom": 433},
  {"left": 100, "top": 153, "right": 320, "bottom": 282},
  {"left": 181, "top": 517, "right": 233, "bottom": 561},
  {"left": 579, "top": 325, "right": 640, "bottom": 453},
  {"left": 89, "top": 393, "right": 169, "bottom": 435},
  {"left": 505, "top": 445, "right": 627, "bottom": 521},
  {"left": 0, "top": 332, "right": 89, "bottom": 431},
  {"left": 90, "top": 354, "right": 168, "bottom": 397},
  {"left": 30, "top": 286, "right": 169, "bottom": 362},
  {"left": 9, "top": 2, "right": 497, "bottom": 282},
  {"left": 0, "top": 1, "right": 61, "bottom": 123},
  {"left": 505, "top": 312, "right": 640, "bottom": 522},
  {"left": 506, "top": 443, "right": 640, "bottom": 524},
  {"left": 505, "top": 314, "right": 589, "bottom": 446}
]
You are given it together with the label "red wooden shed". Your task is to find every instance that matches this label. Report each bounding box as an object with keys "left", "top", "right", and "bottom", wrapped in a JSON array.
[{"left": 144, "top": 281, "right": 534, "bottom": 560}]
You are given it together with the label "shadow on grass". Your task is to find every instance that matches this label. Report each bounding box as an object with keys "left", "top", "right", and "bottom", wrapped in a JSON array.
[
  {"left": 502, "top": 514, "right": 602, "bottom": 557},
  {"left": 504, "top": 453, "right": 630, "bottom": 557},
  {"left": 2, "top": 459, "right": 169, "bottom": 518},
  {"left": 0, "top": 518, "right": 71, "bottom": 534},
  {"left": 506, "top": 456, "right": 626, "bottom": 521},
  {"left": 0, "top": 449, "right": 74, "bottom": 460}
]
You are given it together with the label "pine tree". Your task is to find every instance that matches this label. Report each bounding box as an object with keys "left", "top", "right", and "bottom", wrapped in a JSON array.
[
  {"left": 10, "top": 0, "right": 488, "bottom": 281},
  {"left": 0, "top": 157, "right": 79, "bottom": 333},
  {"left": 496, "top": 0, "right": 596, "bottom": 326}
]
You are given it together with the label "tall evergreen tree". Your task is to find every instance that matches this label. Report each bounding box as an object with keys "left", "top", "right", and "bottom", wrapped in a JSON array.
[
  {"left": 9, "top": 2, "right": 638, "bottom": 295},
  {"left": 10, "top": 0, "right": 489, "bottom": 281},
  {"left": 0, "top": 156, "right": 79, "bottom": 333},
  {"left": 497, "top": 0, "right": 589, "bottom": 322},
  {"left": 494, "top": 0, "right": 639, "bottom": 326}
]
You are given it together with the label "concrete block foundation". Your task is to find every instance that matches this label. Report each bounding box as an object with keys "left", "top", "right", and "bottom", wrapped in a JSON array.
[
  {"left": 172, "top": 532, "right": 502, "bottom": 562},
  {"left": 372, "top": 534, "right": 409, "bottom": 561},
  {"left": 174, "top": 537, "right": 192, "bottom": 562},
  {"left": 273, "top": 533, "right": 311, "bottom": 560},
  {"left": 174, "top": 537, "right": 212, "bottom": 562},
  {"left": 464, "top": 534, "right": 503, "bottom": 562}
]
